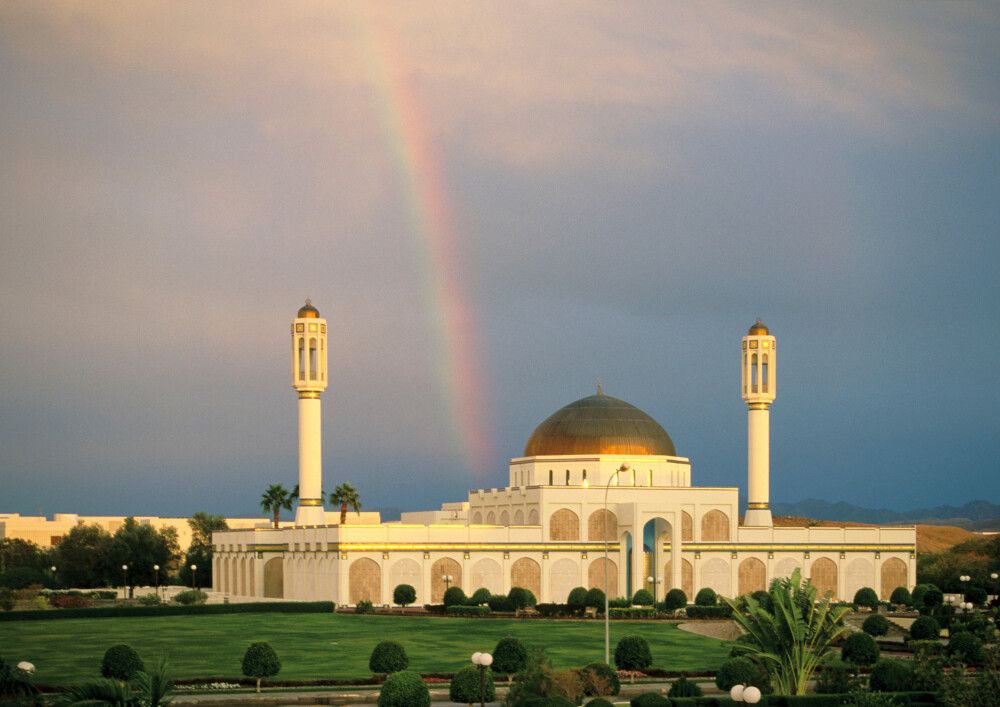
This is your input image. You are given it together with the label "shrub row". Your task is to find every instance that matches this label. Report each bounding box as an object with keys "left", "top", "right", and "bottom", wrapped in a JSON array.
[
  {"left": 631, "top": 693, "right": 941, "bottom": 706},
  {"left": 684, "top": 605, "right": 733, "bottom": 619},
  {"left": 445, "top": 605, "right": 490, "bottom": 617},
  {"left": 0, "top": 600, "right": 335, "bottom": 621},
  {"left": 609, "top": 607, "right": 657, "bottom": 619}
]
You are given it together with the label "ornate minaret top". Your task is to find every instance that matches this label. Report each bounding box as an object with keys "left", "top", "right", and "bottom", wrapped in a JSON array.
[
  {"left": 291, "top": 299, "right": 328, "bottom": 398},
  {"left": 741, "top": 319, "right": 776, "bottom": 409},
  {"left": 742, "top": 319, "right": 775, "bottom": 527}
]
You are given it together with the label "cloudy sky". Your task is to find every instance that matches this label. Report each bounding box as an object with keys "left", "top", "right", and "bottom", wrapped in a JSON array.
[{"left": 2, "top": 2, "right": 998, "bottom": 520}]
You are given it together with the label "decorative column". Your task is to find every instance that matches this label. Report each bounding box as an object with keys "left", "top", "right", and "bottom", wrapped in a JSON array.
[
  {"left": 292, "top": 300, "right": 329, "bottom": 526},
  {"left": 742, "top": 320, "right": 776, "bottom": 527}
]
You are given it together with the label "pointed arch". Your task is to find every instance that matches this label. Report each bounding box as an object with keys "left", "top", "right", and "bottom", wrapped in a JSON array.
[
  {"left": 549, "top": 509, "right": 580, "bottom": 541},
  {"left": 588, "top": 557, "right": 618, "bottom": 599},
  {"left": 809, "top": 558, "right": 838, "bottom": 599},
  {"left": 431, "top": 557, "right": 462, "bottom": 602},
  {"left": 738, "top": 557, "right": 766, "bottom": 595},
  {"left": 349, "top": 558, "right": 381, "bottom": 605},
  {"left": 511, "top": 557, "right": 541, "bottom": 598},
  {"left": 470, "top": 558, "right": 503, "bottom": 595},
  {"left": 588, "top": 509, "right": 617, "bottom": 541},
  {"left": 549, "top": 558, "right": 580, "bottom": 604},
  {"left": 880, "top": 558, "right": 907, "bottom": 600},
  {"left": 513, "top": 509, "right": 524, "bottom": 525},
  {"left": 681, "top": 511, "right": 693, "bottom": 541},
  {"left": 701, "top": 510, "right": 730, "bottom": 541}
]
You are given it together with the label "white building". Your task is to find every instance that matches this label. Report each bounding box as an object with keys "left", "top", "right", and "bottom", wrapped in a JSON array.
[{"left": 212, "top": 304, "right": 916, "bottom": 605}]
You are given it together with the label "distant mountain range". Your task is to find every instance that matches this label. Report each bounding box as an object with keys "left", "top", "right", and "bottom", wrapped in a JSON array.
[{"left": 772, "top": 499, "right": 1000, "bottom": 530}]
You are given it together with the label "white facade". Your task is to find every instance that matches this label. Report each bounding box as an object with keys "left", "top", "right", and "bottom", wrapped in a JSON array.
[{"left": 214, "top": 312, "right": 917, "bottom": 605}]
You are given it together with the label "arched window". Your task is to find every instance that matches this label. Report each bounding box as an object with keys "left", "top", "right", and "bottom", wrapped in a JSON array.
[
  {"left": 309, "top": 338, "right": 318, "bottom": 380},
  {"left": 751, "top": 353, "right": 758, "bottom": 392},
  {"left": 298, "top": 338, "right": 305, "bottom": 380}
]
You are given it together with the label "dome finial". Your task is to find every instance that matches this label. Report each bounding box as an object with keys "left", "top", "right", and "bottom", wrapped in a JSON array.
[
  {"left": 297, "top": 299, "right": 320, "bottom": 318},
  {"left": 748, "top": 318, "right": 769, "bottom": 335},
  {"left": 596, "top": 379, "right": 604, "bottom": 396}
]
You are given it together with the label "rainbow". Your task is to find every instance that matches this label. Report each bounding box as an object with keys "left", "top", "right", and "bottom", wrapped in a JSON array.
[{"left": 356, "top": 12, "right": 495, "bottom": 480}]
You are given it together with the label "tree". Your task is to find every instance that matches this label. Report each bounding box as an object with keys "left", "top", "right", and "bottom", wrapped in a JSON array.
[
  {"left": 188, "top": 512, "right": 228, "bottom": 549},
  {"left": 722, "top": 568, "right": 851, "bottom": 695},
  {"left": 393, "top": 584, "right": 416, "bottom": 608},
  {"left": 54, "top": 523, "right": 113, "bottom": 588},
  {"left": 0, "top": 538, "right": 50, "bottom": 578},
  {"left": 614, "top": 635, "right": 652, "bottom": 672},
  {"left": 241, "top": 642, "right": 280, "bottom": 692},
  {"left": 584, "top": 587, "right": 606, "bottom": 611},
  {"left": 369, "top": 641, "right": 409, "bottom": 674},
  {"left": 180, "top": 512, "right": 228, "bottom": 588},
  {"left": 567, "top": 586, "right": 588, "bottom": 610},
  {"left": 862, "top": 614, "right": 890, "bottom": 637},
  {"left": 443, "top": 586, "right": 467, "bottom": 608},
  {"left": 663, "top": 588, "right": 687, "bottom": 612},
  {"left": 889, "top": 586, "right": 912, "bottom": 606},
  {"left": 695, "top": 587, "right": 718, "bottom": 606},
  {"left": 377, "top": 670, "right": 430, "bottom": 707},
  {"left": 330, "top": 482, "right": 362, "bottom": 525},
  {"left": 107, "top": 518, "right": 180, "bottom": 595},
  {"left": 450, "top": 665, "right": 495, "bottom": 706},
  {"left": 853, "top": 587, "right": 879, "bottom": 612},
  {"left": 841, "top": 632, "right": 879, "bottom": 667},
  {"left": 492, "top": 636, "right": 527, "bottom": 682},
  {"left": 508, "top": 586, "right": 534, "bottom": 611},
  {"left": 260, "top": 484, "right": 294, "bottom": 529},
  {"left": 632, "top": 589, "right": 654, "bottom": 606},
  {"left": 101, "top": 644, "right": 145, "bottom": 682}
]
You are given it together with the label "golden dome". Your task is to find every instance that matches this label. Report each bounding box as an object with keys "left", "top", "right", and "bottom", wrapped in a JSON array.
[
  {"left": 297, "top": 299, "right": 319, "bottom": 318},
  {"left": 524, "top": 393, "right": 676, "bottom": 457},
  {"left": 748, "top": 319, "right": 769, "bottom": 335}
]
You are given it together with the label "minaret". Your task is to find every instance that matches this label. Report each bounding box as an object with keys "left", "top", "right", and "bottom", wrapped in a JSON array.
[
  {"left": 741, "top": 319, "right": 775, "bottom": 527},
  {"left": 291, "top": 299, "right": 328, "bottom": 525}
]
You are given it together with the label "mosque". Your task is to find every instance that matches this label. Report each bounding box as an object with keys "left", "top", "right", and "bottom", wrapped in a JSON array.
[{"left": 212, "top": 302, "right": 916, "bottom": 606}]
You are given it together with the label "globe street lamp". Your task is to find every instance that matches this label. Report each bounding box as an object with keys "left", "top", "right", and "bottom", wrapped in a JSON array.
[
  {"left": 121, "top": 565, "right": 128, "bottom": 600},
  {"left": 730, "top": 684, "right": 761, "bottom": 704},
  {"left": 646, "top": 576, "right": 663, "bottom": 605},
  {"left": 604, "top": 463, "right": 629, "bottom": 664},
  {"left": 190, "top": 564, "right": 198, "bottom": 590},
  {"left": 49, "top": 565, "right": 57, "bottom": 589},
  {"left": 442, "top": 574, "right": 453, "bottom": 592},
  {"left": 153, "top": 564, "right": 160, "bottom": 598},
  {"left": 471, "top": 651, "right": 493, "bottom": 707}
]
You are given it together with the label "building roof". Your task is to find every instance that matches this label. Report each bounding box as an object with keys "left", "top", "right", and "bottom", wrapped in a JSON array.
[{"left": 523, "top": 392, "right": 676, "bottom": 457}]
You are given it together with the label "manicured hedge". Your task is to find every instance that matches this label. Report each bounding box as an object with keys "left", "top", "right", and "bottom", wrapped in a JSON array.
[
  {"left": 610, "top": 607, "right": 657, "bottom": 619},
  {"left": 0, "top": 600, "right": 335, "bottom": 621},
  {"left": 684, "top": 605, "right": 733, "bottom": 619},
  {"left": 654, "top": 694, "right": 942, "bottom": 706},
  {"left": 445, "top": 605, "right": 490, "bottom": 616}
]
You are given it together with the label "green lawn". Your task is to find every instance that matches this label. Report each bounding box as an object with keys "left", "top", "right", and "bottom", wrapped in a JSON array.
[{"left": 0, "top": 614, "right": 731, "bottom": 686}]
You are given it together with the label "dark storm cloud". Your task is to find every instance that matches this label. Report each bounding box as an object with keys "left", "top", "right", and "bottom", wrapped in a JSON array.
[{"left": 1, "top": 2, "right": 997, "bottom": 517}]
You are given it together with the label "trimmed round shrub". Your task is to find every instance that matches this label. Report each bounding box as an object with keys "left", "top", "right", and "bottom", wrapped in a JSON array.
[
  {"left": 632, "top": 694, "right": 671, "bottom": 706},
  {"left": 614, "top": 635, "right": 652, "bottom": 671},
  {"left": 377, "top": 669, "right": 430, "bottom": 707},
  {"left": 487, "top": 594, "right": 514, "bottom": 612},
  {"left": 853, "top": 587, "right": 880, "bottom": 611},
  {"left": 566, "top": 586, "right": 588, "bottom": 608},
  {"left": 492, "top": 636, "right": 528, "bottom": 679},
  {"left": 922, "top": 588, "right": 944, "bottom": 608},
  {"left": 100, "top": 644, "right": 144, "bottom": 682},
  {"left": 909, "top": 615, "right": 941, "bottom": 641},
  {"left": 911, "top": 583, "right": 937, "bottom": 608},
  {"left": 467, "top": 587, "right": 491, "bottom": 606},
  {"left": 663, "top": 588, "right": 687, "bottom": 612},
  {"left": 580, "top": 662, "right": 620, "bottom": 696},
  {"left": 369, "top": 640, "right": 409, "bottom": 674},
  {"left": 890, "top": 586, "right": 912, "bottom": 606},
  {"left": 667, "top": 675, "right": 702, "bottom": 697},
  {"left": 869, "top": 659, "right": 913, "bottom": 692},
  {"left": 947, "top": 631, "right": 984, "bottom": 664},
  {"left": 841, "top": 631, "right": 879, "bottom": 666},
  {"left": 584, "top": 587, "right": 606, "bottom": 610},
  {"left": 241, "top": 641, "right": 280, "bottom": 692},
  {"left": 862, "top": 614, "right": 891, "bottom": 637},
  {"left": 392, "top": 584, "right": 416, "bottom": 607},
  {"left": 443, "top": 586, "right": 467, "bottom": 608},
  {"left": 694, "top": 587, "right": 717, "bottom": 606},
  {"left": 450, "top": 664, "right": 495, "bottom": 704},
  {"left": 815, "top": 658, "right": 852, "bottom": 694},
  {"left": 715, "top": 656, "right": 769, "bottom": 692},
  {"left": 631, "top": 589, "right": 654, "bottom": 606},
  {"left": 964, "top": 586, "right": 988, "bottom": 606},
  {"left": 508, "top": 586, "right": 535, "bottom": 610}
]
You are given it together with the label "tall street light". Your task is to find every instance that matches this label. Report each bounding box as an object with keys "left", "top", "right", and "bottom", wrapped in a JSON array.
[
  {"left": 49, "top": 566, "right": 57, "bottom": 589},
  {"left": 442, "top": 574, "right": 453, "bottom": 593},
  {"left": 646, "top": 576, "right": 663, "bottom": 605},
  {"left": 153, "top": 564, "right": 160, "bottom": 598},
  {"left": 190, "top": 564, "right": 198, "bottom": 590},
  {"left": 471, "top": 651, "right": 493, "bottom": 707},
  {"left": 604, "top": 463, "right": 629, "bottom": 664},
  {"left": 121, "top": 564, "right": 128, "bottom": 600}
]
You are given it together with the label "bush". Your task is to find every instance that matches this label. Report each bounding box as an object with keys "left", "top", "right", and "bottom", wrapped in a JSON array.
[
  {"left": 853, "top": 587, "right": 880, "bottom": 612},
  {"left": 566, "top": 586, "right": 588, "bottom": 609},
  {"left": 377, "top": 670, "right": 430, "bottom": 707},
  {"left": 614, "top": 635, "right": 652, "bottom": 671},
  {"left": 580, "top": 662, "right": 620, "bottom": 696},
  {"left": 50, "top": 594, "right": 92, "bottom": 609},
  {"left": 492, "top": 636, "right": 527, "bottom": 680},
  {"left": 841, "top": 632, "right": 879, "bottom": 666},
  {"left": 862, "top": 614, "right": 890, "bottom": 637},
  {"left": 964, "top": 586, "right": 988, "bottom": 606},
  {"left": 369, "top": 640, "right": 409, "bottom": 674},
  {"left": 889, "top": 586, "right": 912, "bottom": 606},
  {"left": 585, "top": 587, "right": 606, "bottom": 611},
  {"left": 663, "top": 588, "right": 687, "bottom": 612},
  {"left": 487, "top": 594, "right": 514, "bottom": 612},
  {"left": 609, "top": 607, "right": 656, "bottom": 619},
  {"left": 715, "top": 656, "right": 769, "bottom": 692},
  {"left": 922, "top": 588, "right": 944, "bottom": 608},
  {"left": 90, "top": 590, "right": 118, "bottom": 600},
  {"left": 534, "top": 603, "right": 568, "bottom": 618},
  {"left": 468, "top": 587, "right": 491, "bottom": 606},
  {"left": 450, "top": 664, "right": 495, "bottom": 704},
  {"left": 608, "top": 596, "right": 630, "bottom": 609},
  {"left": 0, "top": 590, "right": 13, "bottom": 612},
  {"left": 356, "top": 599, "right": 375, "bottom": 614},
  {"left": 508, "top": 586, "right": 536, "bottom": 610},
  {"left": 241, "top": 641, "right": 280, "bottom": 692},
  {"left": 947, "top": 631, "right": 984, "bottom": 664},
  {"left": 392, "top": 584, "right": 416, "bottom": 607},
  {"left": 136, "top": 593, "right": 161, "bottom": 606},
  {"left": 443, "top": 586, "right": 467, "bottom": 608},
  {"left": 815, "top": 658, "right": 852, "bottom": 694},
  {"left": 910, "top": 583, "right": 937, "bottom": 608},
  {"left": 868, "top": 658, "right": 912, "bottom": 692},
  {"left": 908, "top": 615, "right": 940, "bottom": 641},
  {"left": 631, "top": 589, "right": 654, "bottom": 606},
  {"left": 100, "top": 644, "right": 144, "bottom": 682},
  {"left": 173, "top": 589, "right": 207, "bottom": 605},
  {"left": 667, "top": 675, "right": 702, "bottom": 697},
  {"left": 684, "top": 605, "right": 733, "bottom": 619},
  {"left": 631, "top": 694, "right": 671, "bottom": 706},
  {"left": 446, "top": 605, "right": 489, "bottom": 616},
  {"left": 694, "top": 587, "right": 717, "bottom": 606},
  {"left": 586, "top": 700, "right": 614, "bottom": 707}
]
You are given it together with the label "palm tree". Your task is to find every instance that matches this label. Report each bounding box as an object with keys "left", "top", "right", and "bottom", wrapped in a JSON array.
[
  {"left": 722, "top": 568, "right": 850, "bottom": 695},
  {"left": 330, "top": 483, "right": 362, "bottom": 525},
  {"left": 259, "top": 484, "right": 293, "bottom": 529}
]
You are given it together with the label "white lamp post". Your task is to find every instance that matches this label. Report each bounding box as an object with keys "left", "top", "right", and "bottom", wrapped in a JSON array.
[
  {"left": 121, "top": 564, "right": 128, "bottom": 599},
  {"left": 604, "top": 463, "right": 629, "bottom": 664},
  {"left": 190, "top": 564, "right": 198, "bottom": 590},
  {"left": 646, "top": 576, "right": 663, "bottom": 605},
  {"left": 153, "top": 564, "right": 160, "bottom": 597},
  {"left": 442, "top": 574, "right": 453, "bottom": 594},
  {"left": 471, "top": 651, "right": 493, "bottom": 707}
]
